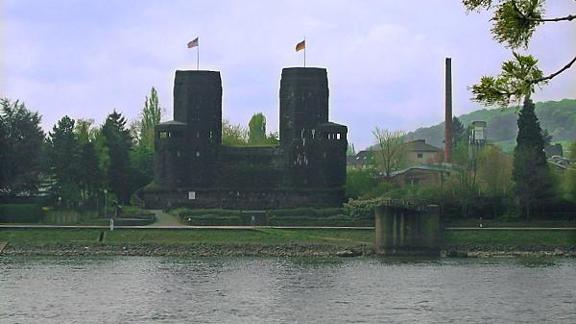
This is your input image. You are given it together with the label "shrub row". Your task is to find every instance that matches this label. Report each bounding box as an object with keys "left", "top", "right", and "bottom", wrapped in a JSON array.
[
  {"left": 267, "top": 215, "right": 364, "bottom": 227},
  {"left": 171, "top": 207, "right": 373, "bottom": 227},
  {"left": 0, "top": 204, "right": 44, "bottom": 223}
]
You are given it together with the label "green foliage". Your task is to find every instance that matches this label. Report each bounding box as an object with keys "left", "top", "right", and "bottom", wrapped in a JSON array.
[
  {"left": 0, "top": 98, "right": 45, "bottom": 196},
  {"left": 477, "top": 145, "right": 514, "bottom": 196},
  {"left": 471, "top": 53, "right": 544, "bottom": 106},
  {"left": 171, "top": 207, "right": 368, "bottom": 227},
  {"left": 372, "top": 127, "right": 406, "bottom": 177},
  {"left": 133, "top": 87, "right": 162, "bottom": 151},
  {"left": 47, "top": 116, "right": 82, "bottom": 207},
  {"left": 464, "top": 0, "right": 574, "bottom": 106},
  {"left": 0, "top": 204, "right": 43, "bottom": 223},
  {"left": 248, "top": 113, "right": 267, "bottom": 145},
  {"left": 101, "top": 111, "right": 133, "bottom": 204},
  {"left": 345, "top": 169, "right": 378, "bottom": 199},
  {"left": 347, "top": 143, "right": 356, "bottom": 157},
  {"left": 513, "top": 99, "right": 555, "bottom": 218},
  {"left": 406, "top": 99, "right": 576, "bottom": 150},
  {"left": 129, "top": 88, "right": 162, "bottom": 195},
  {"left": 452, "top": 116, "right": 466, "bottom": 147},
  {"left": 222, "top": 119, "right": 248, "bottom": 146}
]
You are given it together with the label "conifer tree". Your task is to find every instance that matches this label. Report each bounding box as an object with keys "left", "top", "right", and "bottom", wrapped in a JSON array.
[
  {"left": 0, "top": 99, "right": 45, "bottom": 196},
  {"left": 512, "top": 98, "right": 554, "bottom": 218},
  {"left": 102, "top": 111, "right": 133, "bottom": 204},
  {"left": 47, "top": 116, "right": 81, "bottom": 207}
]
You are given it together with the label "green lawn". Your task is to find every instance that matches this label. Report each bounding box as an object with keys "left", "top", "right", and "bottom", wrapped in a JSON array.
[
  {"left": 0, "top": 228, "right": 374, "bottom": 248},
  {"left": 2, "top": 228, "right": 574, "bottom": 249},
  {"left": 445, "top": 229, "right": 576, "bottom": 246}
]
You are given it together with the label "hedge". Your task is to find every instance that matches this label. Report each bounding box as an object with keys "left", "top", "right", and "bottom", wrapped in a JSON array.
[
  {"left": 181, "top": 215, "right": 243, "bottom": 226},
  {"left": 0, "top": 204, "right": 44, "bottom": 223}
]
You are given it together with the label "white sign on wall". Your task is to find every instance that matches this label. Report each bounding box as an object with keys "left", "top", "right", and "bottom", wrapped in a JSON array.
[{"left": 188, "top": 191, "right": 196, "bottom": 200}]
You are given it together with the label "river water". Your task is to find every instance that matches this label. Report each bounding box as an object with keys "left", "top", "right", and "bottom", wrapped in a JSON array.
[{"left": 0, "top": 256, "right": 575, "bottom": 323}]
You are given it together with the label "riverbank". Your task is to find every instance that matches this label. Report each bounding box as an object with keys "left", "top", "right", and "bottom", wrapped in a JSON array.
[{"left": 1, "top": 228, "right": 575, "bottom": 257}]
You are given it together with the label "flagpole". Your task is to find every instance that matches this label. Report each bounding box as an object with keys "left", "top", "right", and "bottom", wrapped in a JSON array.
[
  {"left": 304, "top": 37, "right": 306, "bottom": 68},
  {"left": 197, "top": 45, "right": 200, "bottom": 70}
]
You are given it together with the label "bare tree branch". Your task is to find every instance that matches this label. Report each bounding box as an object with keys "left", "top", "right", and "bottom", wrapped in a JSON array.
[{"left": 531, "top": 55, "right": 576, "bottom": 83}]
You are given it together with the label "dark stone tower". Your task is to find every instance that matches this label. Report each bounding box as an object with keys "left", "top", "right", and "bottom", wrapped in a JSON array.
[
  {"left": 280, "top": 68, "right": 329, "bottom": 187},
  {"left": 154, "top": 70, "right": 222, "bottom": 188},
  {"left": 279, "top": 67, "right": 329, "bottom": 147},
  {"left": 174, "top": 70, "right": 222, "bottom": 187}
]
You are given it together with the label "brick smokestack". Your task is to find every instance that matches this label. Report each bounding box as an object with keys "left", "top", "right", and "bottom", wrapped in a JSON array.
[{"left": 444, "top": 57, "right": 453, "bottom": 163}]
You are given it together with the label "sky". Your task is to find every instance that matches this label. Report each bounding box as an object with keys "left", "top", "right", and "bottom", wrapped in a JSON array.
[{"left": 1, "top": 0, "right": 575, "bottom": 150}]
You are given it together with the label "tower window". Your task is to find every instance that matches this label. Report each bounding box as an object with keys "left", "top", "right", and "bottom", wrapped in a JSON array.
[{"left": 417, "top": 153, "right": 423, "bottom": 159}]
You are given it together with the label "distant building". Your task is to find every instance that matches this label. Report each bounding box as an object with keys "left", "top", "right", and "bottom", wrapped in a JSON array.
[
  {"left": 404, "top": 139, "right": 442, "bottom": 166},
  {"left": 390, "top": 165, "right": 452, "bottom": 187},
  {"left": 347, "top": 150, "right": 375, "bottom": 169},
  {"left": 347, "top": 139, "right": 441, "bottom": 170}
]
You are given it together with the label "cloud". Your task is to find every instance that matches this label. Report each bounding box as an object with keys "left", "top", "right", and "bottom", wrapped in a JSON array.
[{"left": 2, "top": 0, "right": 575, "bottom": 149}]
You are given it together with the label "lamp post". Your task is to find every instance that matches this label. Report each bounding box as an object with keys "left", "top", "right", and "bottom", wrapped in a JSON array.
[{"left": 103, "top": 189, "right": 108, "bottom": 217}]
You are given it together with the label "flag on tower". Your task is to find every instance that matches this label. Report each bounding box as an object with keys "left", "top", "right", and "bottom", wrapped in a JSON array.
[
  {"left": 295, "top": 40, "right": 305, "bottom": 52},
  {"left": 187, "top": 37, "right": 199, "bottom": 48}
]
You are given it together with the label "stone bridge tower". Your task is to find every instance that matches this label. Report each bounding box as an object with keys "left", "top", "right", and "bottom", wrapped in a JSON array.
[
  {"left": 279, "top": 67, "right": 347, "bottom": 189},
  {"left": 154, "top": 70, "right": 222, "bottom": 188}
]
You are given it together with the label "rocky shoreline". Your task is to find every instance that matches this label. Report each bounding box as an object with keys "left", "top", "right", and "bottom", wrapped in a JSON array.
[{"left": 2, "top": 243, "right": 576, "bottom": 258}]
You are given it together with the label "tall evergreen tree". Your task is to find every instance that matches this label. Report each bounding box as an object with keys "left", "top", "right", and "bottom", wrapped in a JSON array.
[
  {"left": 131, "top": 88, "right": 163, "bottom": 191},
  {"left": 47, "top": 116, "right": 81, "bottom": 206},
  {"left": 248, "top": 113, "right": 267, "bottom": 145},
  {"left": 134, "top": 87, "right": 162, "bottom": 151},
  {"left": 74, "top": 119, "right": 103, "bottom": 205},
  {"left": 512, "top": 98, "right": 554, "bottom": 218},
  {"left": 0, "top": 99, "right": 45, "bottom": 196},
  {"left": 452, "top": 116, "right": 466, "bottom": 147},
  {"left": 102, "top": 111, "right": 133, "bottom": 204}
]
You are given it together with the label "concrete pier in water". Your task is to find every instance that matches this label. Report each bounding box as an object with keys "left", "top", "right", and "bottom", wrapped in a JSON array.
[{"left": 374, "top": 202, "right": 441, "bottom": 256}]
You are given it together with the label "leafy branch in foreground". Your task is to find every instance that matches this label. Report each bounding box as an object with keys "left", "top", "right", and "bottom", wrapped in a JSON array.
[{"left": 464, "top": 0, "right": 575, "bottom": 106}]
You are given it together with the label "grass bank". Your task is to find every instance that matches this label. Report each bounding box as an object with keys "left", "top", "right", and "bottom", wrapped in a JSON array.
[
  {"left": 0, "top": 228, "right": 373, "bottom": 256},
  {"left": 1, "top": 228, "right": 575, "bottom": 256},
  {"left": 445, "top": 229, "right": 576, "bottom": 247}
]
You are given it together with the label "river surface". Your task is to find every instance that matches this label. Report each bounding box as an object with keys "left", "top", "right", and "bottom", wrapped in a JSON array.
[{"left": 0, "top": 256, "right": 575, "bottom": 323}]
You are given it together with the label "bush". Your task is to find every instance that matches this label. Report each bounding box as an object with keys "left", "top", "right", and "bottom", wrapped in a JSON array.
[
  {"left": 0, "top": 204, "right": 44, "bottom": 223},
  {"left": 171, "top": 207, "right": 365, "bottom": 226},
  {"left": 268, "top": 215, "right": 358, "bottom": 227},
  {"left": 346, "top": 169, "right": 378, "bottom": 198},
  {"left": 182, "top": 215, "right": 243, "bottom": 226},
  {"left": 266, "top": 208, "right": 344, "bottom": 219}
]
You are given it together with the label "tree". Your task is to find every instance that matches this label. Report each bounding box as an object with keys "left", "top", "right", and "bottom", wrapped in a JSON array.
[
  {"left": 0, "top": 99, "right": 45, "bottom": 196},
  {"left": 222, "top": 119, "right": 248, "bottom": 146},
  {"left": 133, "top": 87, "right": 162, "bottom": 151},
  {"left": 248, "top": 113, "right": 267, "bottom": 145},
  {"left": 452, "top": 116, "right": 467, "bottom": 147},
  {"left": 347, "top": 143, "right": 357, "bottom": 157},
  {"left": 477, "top": 145, "right": 513, "bottom": 196},
  {"left": 101, "top": 111, "right": 133, "bottom": 204},
  {"left": 372, "top": 127, "right": 406, "bottom": 177},
  {"left": 74, "top": 119, "right": 103, "bottom": 205},
  {"left": 512, "top": 98, "right": 554, "bottom": 218},
  {"left": 131, "top": 88, "right": 163, "bottom": 192},
  {"left": 47, "top": 116, "right": 82, "bottom": 207},
  {"left": 464, "top": 0, "right": 575, "bottom": 106},
  {"left": 562, "top": 141, "right": 576, "bottom": 203}
]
